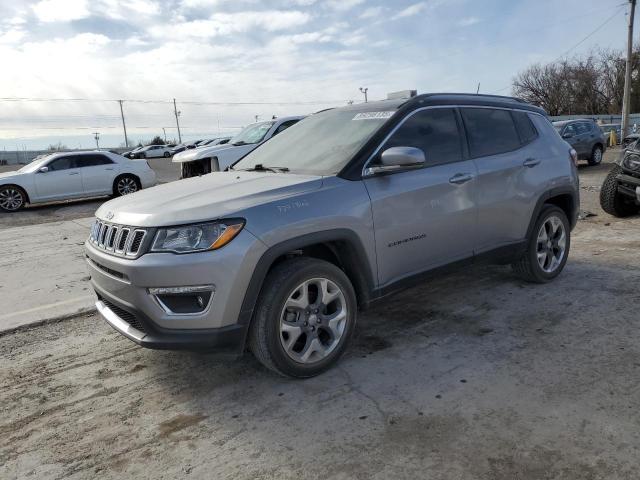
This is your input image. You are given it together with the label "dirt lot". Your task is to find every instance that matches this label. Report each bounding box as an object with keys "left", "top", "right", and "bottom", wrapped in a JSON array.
[
  {"left": 2, "top": 151, "right": 640, "bottom": 480},
  {"left": 0, "top": 157, "right": 179, "bottom": 228}
]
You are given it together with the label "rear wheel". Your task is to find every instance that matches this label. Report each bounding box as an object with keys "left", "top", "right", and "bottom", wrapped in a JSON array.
[
  {"left": 0, "top": 185, "right": 26, "bottom": 212},
  {"left": 248, "top": 257, "right": 357, "bottom": 378},
  {"left": 113, "top": 175, "right": 139, "bottom": 196},
  {"left": 588, "top": 145, "right": 603, "bottom": 166},
  {"left": 600, "top": 165, "right": 639, "bottom": 217},
  {"left": 163, "top": 151, "right": 170, "bottom": 158},
  {"left": 512, "top": 205, "right": 570, "bottom": 283}
]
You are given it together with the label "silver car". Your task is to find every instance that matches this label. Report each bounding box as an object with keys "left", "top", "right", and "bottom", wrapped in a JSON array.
[{"left": 85, "top": 93, "right": 579, "bottom": 377}]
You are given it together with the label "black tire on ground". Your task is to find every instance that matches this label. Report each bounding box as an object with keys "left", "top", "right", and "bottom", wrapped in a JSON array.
[
  {"left": 113, "top": 174, "right": 140, "bottom": 197},
  {"left": 599, "top": 165, "right": 639, "bottom": 217},
  {"left": 163, "top": 151, "right": 170, "bottom": 158},
  {"left": 512, "top": 205, "right": 570, "bottom": 283},
  {"left": 588, "top": 144, "right": 603, "bottom": 166},
  {"left": 248, "top": 257, "right": 357, "bottom": 378},
  {"left": 0, "top": 185, "right": 27, "bottom": 212}
]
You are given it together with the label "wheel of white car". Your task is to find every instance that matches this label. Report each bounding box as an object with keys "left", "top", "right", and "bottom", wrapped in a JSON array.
[
  {"left": 114, "top": 175, "right": 139, "bottom": 197},
  {"left": 163, "top": 151, "right": 170, "bottom": 158},
  {"left": 0, "top": 185, "right": 26, "bottom": 212},
  {"left": 248, "top": 257, "right": 357, "bottom": 378}
]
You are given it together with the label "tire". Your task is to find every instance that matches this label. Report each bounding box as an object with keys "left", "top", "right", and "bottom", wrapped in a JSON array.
[
  {"left": 599, "top": 165, "right": 639, "bottom": 217},
  {"left": 113, "top": 175, "right": 140, "bottom": 197},
  {"left": 0, "top": 185, "right": 26, "bottom": 212},
  {"left": 163, "top": 151, "right": 170, "bottom": 158},
  {"left": 512, "top": 205, "right": 570, "bottom": 283},
  {"left": 588, "top": 145, "right": 603, "bottom": 166},
  {"left": 248, "top": 257, "right": 357, "bottom": 378}
]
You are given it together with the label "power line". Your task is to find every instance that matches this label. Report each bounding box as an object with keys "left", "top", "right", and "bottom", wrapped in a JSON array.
[{"left": 0, "top": 97, "right": 349, "bottom": 105}]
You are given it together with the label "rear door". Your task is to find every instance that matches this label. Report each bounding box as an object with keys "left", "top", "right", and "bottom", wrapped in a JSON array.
[
  {"left": 574, "top": 122, "right": 592, "bottom": 156},
  {"left": 77, "top": 154, "right": 117, "bottom": 195},
  {"left": 34, "top": 156, "right": 83, "bottom": 200},
  {"left": 364, "top": 107, "right": 478, "bottom": 286},
  {"left": 463, "top": 108, "right": 542, "bottom": 251}
]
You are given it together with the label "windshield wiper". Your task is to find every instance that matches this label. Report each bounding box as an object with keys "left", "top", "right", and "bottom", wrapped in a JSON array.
[
  {"left": 242, "top": 164, "right": 289, "bottom": 173},
  {"left": 232, "top": 141, "right": 248, "bottom": 146}
]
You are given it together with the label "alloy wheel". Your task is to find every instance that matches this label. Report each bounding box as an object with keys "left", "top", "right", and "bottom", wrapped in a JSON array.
[
  {"left": 0, "top": 188, "right": 24, "bottom": 211},
  {"left": 279, "top": 278, "right": 347, "bottom": 364},
  {"left": 117, "top": 177, "right": 138, "bottom": 195},
  {"left": 593, "top": 148, "right": 602, "bottom": 163},
  {"left": 536, "top": 215, "right": 566, "bottom": 273}
]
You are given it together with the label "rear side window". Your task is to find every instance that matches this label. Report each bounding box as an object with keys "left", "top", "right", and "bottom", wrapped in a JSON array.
[
  {"left": 75, "top": 154, "right": 113, "bottom": 167},
  {"left": 512, "top": 111, "right": 538, "bottom": 144},
  {"left": 382, "top": 108, "right": 463, "bottom": 167},
  {"left": 461, "top": 108, "right": 520, "bottom": 157}
]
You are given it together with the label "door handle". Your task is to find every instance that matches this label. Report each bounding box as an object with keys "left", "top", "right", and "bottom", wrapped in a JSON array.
[
  {"left": 449, "top": 173, "right": 474, "bottom": 185},
  {"left": 523, "top": 158, "right": 541, "bottom": 168},
  {"left": 69, "top": 172, "right": 80, "bottom": 175},
  {"left": 105, "top": 168, "right": 114, "bottom": 170}
]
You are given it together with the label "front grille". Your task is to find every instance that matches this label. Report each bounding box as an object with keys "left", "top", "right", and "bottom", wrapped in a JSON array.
[
  {"left": 89, "top": 220, "right": 148, "bottom": 257},
  {"left": 102, "top": 299, "right": 147, "bottom": 334}
]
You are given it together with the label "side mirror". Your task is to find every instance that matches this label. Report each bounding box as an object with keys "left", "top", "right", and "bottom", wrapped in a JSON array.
[
  {"left": 38, "top": 166, "right": 49, "bottom": 173},
  {"left": 364, "top": 146, "right": 425, "bottom": 176}
]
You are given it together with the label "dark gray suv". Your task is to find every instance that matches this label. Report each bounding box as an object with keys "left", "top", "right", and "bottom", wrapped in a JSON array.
[
  {"left": 553, "top": 119, "right": 606, "bottom": 166},
  {"left": 86, "top": 93, "right": 580, "bottom": 377}
]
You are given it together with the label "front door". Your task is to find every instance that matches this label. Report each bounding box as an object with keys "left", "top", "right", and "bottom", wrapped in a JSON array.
[
  {"left": 34, "top": 156, "right": 83, "bottom": 200},
  {"left": 363, "top": 107, "right": 478, "bottom": 287}
]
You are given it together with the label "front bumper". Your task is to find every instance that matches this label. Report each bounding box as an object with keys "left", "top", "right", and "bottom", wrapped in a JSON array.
[{"left": 615, "top": 172, "right": 640, "bottom": 201}]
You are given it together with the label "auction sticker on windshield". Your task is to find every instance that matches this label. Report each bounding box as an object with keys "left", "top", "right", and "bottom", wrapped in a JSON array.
[{"left": 352, "top": 111, "right": 394, "bottom": 120}]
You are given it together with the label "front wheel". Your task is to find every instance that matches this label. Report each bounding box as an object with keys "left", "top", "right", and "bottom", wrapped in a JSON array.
[
  {"left": 588, "top": 145, "right": 603, "bottom": 166},
  {"left": 248, "top": 257, "right": 357, "bottom": 378},
  {"left": 600, "top": 165, "right": 639, "bottom": 217},
  {"left": 0, "top": 185, "right": 26, "bottom": 212},
  {"left": 512, "top": 205, "right": 570, "bottom": 283}
]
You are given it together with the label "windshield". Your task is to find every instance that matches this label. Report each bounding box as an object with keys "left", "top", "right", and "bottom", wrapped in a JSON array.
[
  {"left": 233, "top": 109, "right": 394, "bottom": 175},
  {"left": 19, "top": 154, "right": 54, "bottom": 172},
  {"left": 553, "top": 124, "right": 563, "bottom": 133},
  {"left": 230, "top": 121, "right": 275, "bottom": 145}
]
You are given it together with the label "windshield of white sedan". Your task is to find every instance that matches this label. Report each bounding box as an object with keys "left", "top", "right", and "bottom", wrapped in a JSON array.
[
  {"left": 230, "top": 121, "right": 274, "bottom": 146},
  {"left": 233, "top": 109, "right": 394, "bottom": 175}
]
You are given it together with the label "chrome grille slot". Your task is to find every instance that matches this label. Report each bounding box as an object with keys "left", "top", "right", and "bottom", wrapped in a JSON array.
[{"left": 89, "top": 219, "right": 147, "bottom": 258}]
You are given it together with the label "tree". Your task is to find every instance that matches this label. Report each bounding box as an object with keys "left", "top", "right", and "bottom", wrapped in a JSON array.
[
  {"left": 47, "top": 142, "right": 68, "bottom": 151},
  {"left": 147, "top": 136, "right": 165, "bottom": 145},
  {"left": 512, "top": 47, "right": 640, "bottom": 115}
]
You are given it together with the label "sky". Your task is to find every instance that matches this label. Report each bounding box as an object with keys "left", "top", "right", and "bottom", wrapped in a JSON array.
[{"left": 0, "top": 0, "right": 634, "bottom": 150}]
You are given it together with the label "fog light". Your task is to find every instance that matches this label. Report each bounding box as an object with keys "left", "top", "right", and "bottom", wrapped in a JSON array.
[{"left": 148, "top": 285, "right": 215, "bottom": 315}]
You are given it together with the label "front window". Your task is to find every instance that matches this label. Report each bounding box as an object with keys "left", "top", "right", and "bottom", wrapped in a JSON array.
[
  {"left": 230, "top": 121, "right": 275, "bottom": 146},
  {"left": 233, "top": 109, "right": 395, "bottom": 175}
]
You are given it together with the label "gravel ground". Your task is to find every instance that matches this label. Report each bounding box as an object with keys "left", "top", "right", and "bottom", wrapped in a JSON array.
[
  {"left": 0, "top": 157, "right": 179, "bottom": 228},
  {"left": 2, "top": 151, "right": 640, "bottom": 480}
]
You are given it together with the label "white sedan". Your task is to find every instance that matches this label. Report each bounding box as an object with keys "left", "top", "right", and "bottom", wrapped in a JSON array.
[
  {"left": 0, "top": 151, "right": 157, "bottom": 212},
  {"left": 134, "top": 145, "right": 174, "bottom": 158}
]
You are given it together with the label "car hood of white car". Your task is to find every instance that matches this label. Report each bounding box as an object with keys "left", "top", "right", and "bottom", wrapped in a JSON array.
[
  {"left": 95, "top": 171, "right": 323, "bottom": 227},
  {"left": 0, "top": 170, "right": 24, "bottom": 181},
  {"left": 171, "top": 143, "right": 245, "bottom": 163}
]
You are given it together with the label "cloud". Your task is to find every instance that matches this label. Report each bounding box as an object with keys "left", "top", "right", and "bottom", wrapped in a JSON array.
[
  {"left": 360, "top": 7, "right": 384, "bottom": 19},
  {"left": 392, "top": 2, "right": 427, "bottom": 20},
  {"left": 325, "top": 0, "right": 365, "bottom": 12},
  {"left": 32, "top": 0, "right": 90, "bottom": 22},
  {"left": 458, "top": 16, "right": 481, "bottom": 27}
]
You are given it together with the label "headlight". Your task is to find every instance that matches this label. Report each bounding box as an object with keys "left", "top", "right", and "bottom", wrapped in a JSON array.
[
  {"left": 151, "top": 220, "right": 244, "bottom": 253},
  {"left": 623, "top": 154, "right": 640, "bottom": 171}
]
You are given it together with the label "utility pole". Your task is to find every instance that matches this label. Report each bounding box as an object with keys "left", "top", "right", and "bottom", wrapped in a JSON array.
[
  {"left": 476, "top": 82, "right": 481, "bottom": 94},
  {"left": 93, "top": 132, "right": 100, "bottom": 149},
  {"left": 622, "top": 0, "right": 636, "bottom": 138},
  {"left": 118, "top": 100, "right": 129, "bottom": 148},
  {"left": 173, "top": 98, "right": 182, "bottom": 144},
  {"left": 359, "top": 87, "right": 368, "bottom": 103},
  {"left": 254, "top": 114, "right": 260, "bottom": 123},
  {"left": 162, "top": 127, "right": 167, "bottom": 142}
]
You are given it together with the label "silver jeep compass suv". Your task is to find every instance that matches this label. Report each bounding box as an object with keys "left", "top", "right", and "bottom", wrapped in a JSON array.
[{"left": 85, "top": 93, "right": 579, "bottom": 378}]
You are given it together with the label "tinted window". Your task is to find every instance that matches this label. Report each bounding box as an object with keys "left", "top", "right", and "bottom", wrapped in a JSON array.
[
  {"left": 563, "top": 124, "right": 577, "bottom": 137},
  {"left": 47, "top": 156, "right": 75, "bottom": 171},
  {"left": 382, "top": 108, "right": 462, "bottom": 167},
  {"left": 462, "top": 108, "right": 520, "bottom": 157},
  {"left": 512, "top": 111, "right": 538, "bottom": 144},
  {"left": 575, "top": 122, "right": 590, "bottom": 135},
  {"left": 75, "top": 154, "right": 113, "bottom": 167},
  {"left": 273, "top": 120, "right": 299, "bottom": 135}
]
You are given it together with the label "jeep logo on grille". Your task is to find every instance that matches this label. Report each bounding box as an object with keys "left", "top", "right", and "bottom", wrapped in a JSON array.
[{"left": 105, "top": 211, "right": 114, "bottom": 220}]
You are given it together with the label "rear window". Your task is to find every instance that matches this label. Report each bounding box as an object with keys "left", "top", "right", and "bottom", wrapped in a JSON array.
[
  {"left": 512, "top": 111, "right": 538, "bottom": 144},
  {"left": 461, "top": 108, "right": 520, "bottom": 157}
]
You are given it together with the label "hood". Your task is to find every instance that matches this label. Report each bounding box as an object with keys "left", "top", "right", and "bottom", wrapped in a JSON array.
[
  {"left": 172, "top": 143, "right": 240, "bottom": 163},
  {"left": 95, "top": 171, "right": 323, "bottom": 227}
]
